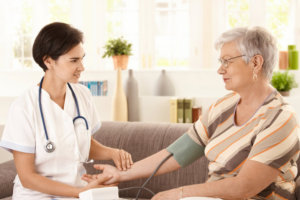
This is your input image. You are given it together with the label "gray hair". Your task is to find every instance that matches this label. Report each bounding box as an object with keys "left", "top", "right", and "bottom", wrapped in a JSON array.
[{"left": 215, "top": 26, "right": 278, "bottom": 80}]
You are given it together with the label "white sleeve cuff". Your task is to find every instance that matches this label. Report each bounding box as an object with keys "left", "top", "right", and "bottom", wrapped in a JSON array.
[
  {"left": 0, "top": 140, "right": 35, "bottom": 154},
  {"left": 91, "top": 121, "right": 101, "bottom": 135}
]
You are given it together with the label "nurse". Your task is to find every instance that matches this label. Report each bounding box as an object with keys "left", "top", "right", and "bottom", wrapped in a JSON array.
[{"left": 0, "top": 22, "right": 133, "bottom": 199}]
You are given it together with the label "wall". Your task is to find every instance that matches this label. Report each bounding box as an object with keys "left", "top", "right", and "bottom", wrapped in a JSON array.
[{"left": 0, "top": 69, "right": 300, "bottom": 124}]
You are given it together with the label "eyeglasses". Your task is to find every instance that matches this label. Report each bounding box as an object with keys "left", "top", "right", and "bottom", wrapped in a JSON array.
[{"left": 218, "top": 55, "right": 246, "bottom": 68}]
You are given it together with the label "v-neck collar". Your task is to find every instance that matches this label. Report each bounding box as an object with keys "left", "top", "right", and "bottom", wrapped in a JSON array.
[
  {"left": 37, "top": 84, "right": 72, "bottom": 112},
  {"left": 233, "top": 90, "right": 277, "bottom": 127}
]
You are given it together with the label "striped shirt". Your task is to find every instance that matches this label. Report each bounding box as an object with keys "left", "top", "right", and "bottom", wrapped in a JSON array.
[{"left": 187, "top": 91, "right": 300, "bottom": 200}]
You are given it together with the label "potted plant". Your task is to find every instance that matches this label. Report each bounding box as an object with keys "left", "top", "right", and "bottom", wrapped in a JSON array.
[
  {"left": 102, "top": 37, "right": 132, "bottom": 70},
  {"left": 271, "top": 71, "right": 298, "bottom": 96}
]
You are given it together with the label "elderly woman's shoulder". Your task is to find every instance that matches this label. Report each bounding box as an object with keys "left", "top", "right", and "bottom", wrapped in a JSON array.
[
  {"left": 214, "top": 92, "right": 239, "bottom": 106},
  {"left": 271, "top": 91, "right": 299, "bottom": 119}
]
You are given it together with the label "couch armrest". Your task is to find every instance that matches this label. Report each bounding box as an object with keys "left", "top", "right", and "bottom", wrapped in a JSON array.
[{"left": 0, "top": 160, "right": 16, "bottom": 198}]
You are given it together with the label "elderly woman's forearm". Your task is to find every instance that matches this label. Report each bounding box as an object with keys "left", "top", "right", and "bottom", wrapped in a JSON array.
[
  {"left": 119, "top": 149, "right": 180, "bottom": 181},
  {"left": 181, "top": 177, "right": 253, "bottom": 199}
]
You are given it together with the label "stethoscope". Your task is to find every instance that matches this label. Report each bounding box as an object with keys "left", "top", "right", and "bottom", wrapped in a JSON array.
[{"left": 38, "top": 77, "right": 89, "bottom": 153}]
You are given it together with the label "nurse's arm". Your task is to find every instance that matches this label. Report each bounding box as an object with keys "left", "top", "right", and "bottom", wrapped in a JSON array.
[
  {"left": 89, "top": 138, "right": 133, "bottom": 170},
  {"left": 12, "top": 150, "right": 112, "bottom": 198}
]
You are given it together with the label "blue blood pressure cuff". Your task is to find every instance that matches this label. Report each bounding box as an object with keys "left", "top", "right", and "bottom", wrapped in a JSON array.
[{"left": 166, "top": 133, "right": 205, "bottom": 167}]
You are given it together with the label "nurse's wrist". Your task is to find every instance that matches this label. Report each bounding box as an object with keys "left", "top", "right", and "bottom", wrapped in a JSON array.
[{"left": 74, "top": 187, "right": 82, "bottom": 198}]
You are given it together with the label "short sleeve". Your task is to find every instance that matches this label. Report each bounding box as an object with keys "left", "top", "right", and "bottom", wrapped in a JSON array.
[
  {"left": 166, "top": 109, "right": 210, "bottom": 167},
  {"left": 187, "top": 105, "right": 211, "bottom": 146},
  {"left": 0, "top": 100, "right": 35, "bottom": 153},
  {"left": 248, "top": 111, "right": 300, "bottom": 173}
]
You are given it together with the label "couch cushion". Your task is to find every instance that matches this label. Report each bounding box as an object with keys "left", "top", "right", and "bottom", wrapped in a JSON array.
[{"left": 0, "top": 160, "right": 15, "bottom": 199}]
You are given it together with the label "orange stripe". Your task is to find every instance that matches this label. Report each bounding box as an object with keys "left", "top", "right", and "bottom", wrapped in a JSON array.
[
  {"left": 249, "top": 125, "right": 297, "bottom": 160},
  {"left": 214, "top": 125, "right": 258, "bottom": 161},
  {"left": 229, "top": 125, "right": 297, "bottom": 175},
  {"left": 209, "top": 104, "right": 213, "bottom": 111},
  {"left": 279, "top": 150, "right": 300, "bottom": 171},
  {"left": 279, "top": 174, "right": 285, "bottom": 181},
  {"left": 197, "top": 119, "right": 209, "bottom": 139},
  {"left": 288, "top": 168, "right": 295, "bottom": 178},
  {"left": 265, "top": 192, "right": 273, "bottom": 199},
  {"left": 253, "top": 114, "right": 293, "bottom": 148},
  {"left": 217, "top": 113, "right": 233, "bottom": 128},
  {"left": 214, "top": 93, "right": 237, "bottom": 108},
  {"left": 203, "top": 124, "right": 209, "bottom": 139},
  {"left": 228, "top": 159, "right": 246, "bottom": 175},
  {"left": 274, "top": 193, "right": 288, "bottom": 200},
  {"left": 206, "top": 113, "right": 264, "bottom": 156}
]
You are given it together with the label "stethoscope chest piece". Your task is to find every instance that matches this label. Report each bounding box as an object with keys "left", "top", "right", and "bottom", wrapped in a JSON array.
[{"left": 45, "top": 140, "right": 55, "bottom": 153}]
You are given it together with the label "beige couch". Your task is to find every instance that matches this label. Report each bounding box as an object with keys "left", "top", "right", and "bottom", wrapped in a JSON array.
[{"left": 0, "top": 121, "right": 299, "bottom": 199}]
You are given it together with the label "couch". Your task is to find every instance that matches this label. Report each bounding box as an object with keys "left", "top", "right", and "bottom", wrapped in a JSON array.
[{"left": 0, "top": 121, "right": 299, "bottom": 199}]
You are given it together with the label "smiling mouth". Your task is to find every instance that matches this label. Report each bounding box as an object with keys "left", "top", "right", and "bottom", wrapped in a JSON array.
[{"left": 74, "top": 74, "right": 80, "bottom": 78}]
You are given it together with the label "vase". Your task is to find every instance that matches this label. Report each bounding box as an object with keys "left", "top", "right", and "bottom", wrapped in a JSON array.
[
  {"left": 288, "top": 45, "right": 298, "bottom": 70},
  {"left": 154, "top": 69, "right": 175, "bottom": 96},
  {"left": 279, "top": 91, "right": 290, "bottom": 97},
  {"left": 124, "top": 69, "right": 140, "bottom": 121},
  {"left": 112, "top": 68, "right": 128, "bottom": 121},
  {"left": 279, "top": 51, "right": 288, "bottom": 70},
  {"left": 112, "top": 55, "right": 129, "bottom": 70}
]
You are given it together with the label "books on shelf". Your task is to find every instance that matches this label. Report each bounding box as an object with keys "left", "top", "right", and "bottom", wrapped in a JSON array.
[
  {"left": 170, "top": 97, "right": 200, "bottom": 123},
  {"left": 79, "top": 81, "right": 108, "bottom": 96}
]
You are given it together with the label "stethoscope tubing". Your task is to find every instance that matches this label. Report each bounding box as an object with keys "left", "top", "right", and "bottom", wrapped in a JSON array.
[{"left": 39, "top": 77, "right": 88, "bottom": 153}]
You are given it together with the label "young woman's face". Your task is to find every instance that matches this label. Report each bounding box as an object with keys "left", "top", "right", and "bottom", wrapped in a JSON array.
[{"left": 50, "top": 43, "right": 85, "bottom": 83}]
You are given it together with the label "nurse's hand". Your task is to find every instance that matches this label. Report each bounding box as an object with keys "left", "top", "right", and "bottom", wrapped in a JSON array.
[
  {"left": 111, "top": 149, "right": 133, "bottom": 171},
  {"left": 79, "top": 174, "right": 116, "bottom": 194},
  {"left": 82, "top": 164, "right": 120, "bottom": 185}
]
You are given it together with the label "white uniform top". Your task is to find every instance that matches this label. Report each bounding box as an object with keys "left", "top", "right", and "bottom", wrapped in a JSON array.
[{"left": 0, "top": 83, "right": 101, "bottom": 200}]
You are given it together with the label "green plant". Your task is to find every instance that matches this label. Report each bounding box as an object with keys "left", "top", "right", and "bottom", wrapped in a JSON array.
[
  {"left": 271, "top": 71, "right": 298, "bottom": 91},
  {"left": 102, "top": 37, "right": 132, "bottom": 58}
]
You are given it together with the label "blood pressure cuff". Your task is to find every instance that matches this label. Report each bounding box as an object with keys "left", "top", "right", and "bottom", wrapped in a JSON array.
[{"left": 166, "top": 133, "right": 205, "bottom": 167}]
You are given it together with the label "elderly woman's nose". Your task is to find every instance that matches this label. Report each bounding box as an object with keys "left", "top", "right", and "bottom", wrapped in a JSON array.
[{"left": 217, "top": 66, "right": 225, "bottom": 74}]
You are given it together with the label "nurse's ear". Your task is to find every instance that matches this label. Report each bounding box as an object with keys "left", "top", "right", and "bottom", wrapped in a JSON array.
[{"left": 43, "top": 56, "right": 54, "bottom": 70}]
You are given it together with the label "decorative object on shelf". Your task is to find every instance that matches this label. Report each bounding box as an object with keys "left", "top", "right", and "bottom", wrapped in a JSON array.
[
  {"left": 124, "top": 69, "right": 140, "bottom": 121},
  {"left": 279, "top": 51, "right": 288, "bottom": 70},
  {"left": 102, "top": 37, "right": 132, "bottom": 70},
  {"left": 79, "top": 81, "right": 108, "bottom": 96},
  {"left": 154, "top": 69, "right": 175, "bottom": 96},
  {"left": 184, "top": 98, "right": 193, "bottom": 123},
  {"left": 271, "top": 71, "right": 298, "bottom": 96},
  {"left": 192, "top": 107, "right": 202, "bottom": 123},
  {"left": 112, "top": 68, "right": 128, "bottom": 121},
  {"left": 288, "top": 45, "right": 298, "bottom": 70}
]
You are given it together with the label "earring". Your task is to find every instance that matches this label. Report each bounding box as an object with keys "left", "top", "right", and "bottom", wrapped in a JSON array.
[{"left": 253, "top": 72, "right": 258, "bottom": 81}]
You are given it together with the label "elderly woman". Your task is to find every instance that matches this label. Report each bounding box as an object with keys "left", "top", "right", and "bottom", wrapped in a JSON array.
[{"left": 83, "top": 27, "right": 299, "bottom": 200}]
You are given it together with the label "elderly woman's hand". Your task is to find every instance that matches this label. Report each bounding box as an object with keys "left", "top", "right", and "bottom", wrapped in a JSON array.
[
  {"left": 152, "top": 187, "right": 182, "bottom": 200},
  {"left": 110, "top": 148, "right": 133, "bottom": 171}
]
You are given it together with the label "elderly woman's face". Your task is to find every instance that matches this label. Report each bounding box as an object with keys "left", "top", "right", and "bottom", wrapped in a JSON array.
[{"left": 217, "top": 41, "right": 253, "bottom": 92}]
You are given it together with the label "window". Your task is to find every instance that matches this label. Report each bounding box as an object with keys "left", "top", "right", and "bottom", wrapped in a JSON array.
[
  {"left": 226, "top": 0, "right": 249, "bottom": 28},
  {"left": 266, "top": 0, "right": 291, "bottom": 50},
  {"left": 0, "top": 0, "right": 298, "bottom": 70},
  {"left": 154, "top": 0, "right": 189, "bottom": 68},
  {"left": 226, "top": 0, "right": 292, "bottom": 51},
  {"left": 104, "top": 0, "right": 139, "bottom": 69}
]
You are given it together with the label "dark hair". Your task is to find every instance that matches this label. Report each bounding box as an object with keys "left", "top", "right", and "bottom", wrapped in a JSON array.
[{"left": 32, "top": 22, "right": 83, "bottom": 71}]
